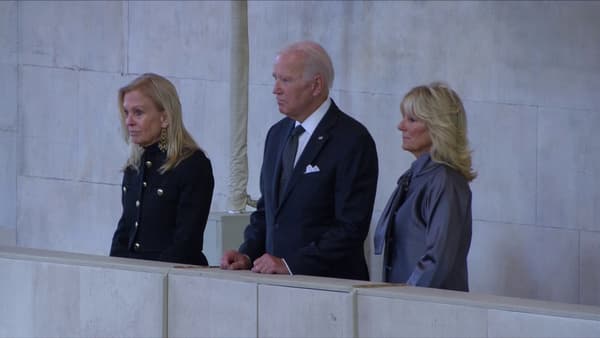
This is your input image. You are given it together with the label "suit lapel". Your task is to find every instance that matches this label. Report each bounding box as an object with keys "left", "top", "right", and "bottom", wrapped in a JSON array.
[
  {"left": 276, "top": 102, "right": 340, "bottom": 211},
  {"left": 272, "top": 119, "right": 295, "bottom": 209}
]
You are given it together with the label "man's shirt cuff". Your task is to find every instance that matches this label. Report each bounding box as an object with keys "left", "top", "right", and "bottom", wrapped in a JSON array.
[{"left": 281, "top": 258, "right": 293, "bottom": 275}]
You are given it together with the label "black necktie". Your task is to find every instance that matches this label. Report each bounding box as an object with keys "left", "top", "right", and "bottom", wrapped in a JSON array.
[{"left": 279, "top": 124, "right": 305, "bottom": 205}]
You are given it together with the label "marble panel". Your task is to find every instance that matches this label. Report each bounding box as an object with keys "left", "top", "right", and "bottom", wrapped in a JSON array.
[
  {"left": 176, "top": 78, "right": 230, "bottom": 211},
  {"left": 538, "top": 107, "right": 600, "bottom": 231},
  {"left": 356, "top": 294, "right": 488, "bottom": 337},
  {"left": 0, "top": 227, "right": 16, "bottom": 246},
  {"left": 488, "top": 309, "right": 600, "bottom": 338},
  {"left": 168, "top": 273, "right": 257, "bottom": 338},
  {"left": 79, "top": 265, "right": 166, "bottom": 337},
  {"left": 468, "top": 221, "right": 579, "bottom": 304},
  {"left": 249, "top": 2, "right": 454, "bottom": 96},
  {"left": 580, "top": 231, "right": 600, "bottom": 306},
  {"left": 441, "top": 2, "right": 498, "bottom": 103},
  {"left": 0, "top": 258, "right": 80, "bottom": 337},
  {"left": 77, "top": 71, "right": 128, "bottom": 184},
  {"left": 0, "top": 63, "right": 17, "bottom": 129},
  {"left": 0, "top": 131, "right": 16, "bottom": 230},
  {"left": 20, "top": 1, "right": 124, "bottom": 71},
  {"left": 20, "top": 66, "right": 78, "bottom": 179},
  {"left": 333, "top": 2, "right": 456, "bottom": 95},
  {"left": 247, "top": 2, "right": 292, "bottom": 86},
  {"left": 0, "top": 1, "right": 17, "bottom": 63},
  {"left": 247, "top": 1, "right": 600, "bottom": 110},
  {"left": 128, "top": 1, "right": 229, "bottom": 80},
  {"left": 484, "top": 2, "right": 600, "bottom": 110},
  {"left": 17, "top": 176, "right": 120, "bottom": 256},
  {"left": 466, "top": 100, "right": 537, "bottom": 225},
  {"left": 258, "top": 284, "right": 352, "bottom": 338},
  {"left": 0, "top": 257, "right": 166, "bottom": 337}
]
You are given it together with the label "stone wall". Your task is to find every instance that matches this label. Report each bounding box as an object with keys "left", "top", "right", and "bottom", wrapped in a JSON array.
[{"left": 1, "top": 1, "right": 599, "bottom": 305}]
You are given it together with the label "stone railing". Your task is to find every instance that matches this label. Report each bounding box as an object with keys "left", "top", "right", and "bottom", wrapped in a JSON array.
[{"left": 1, "top": 246, "right": 599, "bottom": 337}]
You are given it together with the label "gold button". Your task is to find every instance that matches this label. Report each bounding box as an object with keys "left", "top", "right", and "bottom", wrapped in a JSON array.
[
  {"left": 134, "top": 242, "right": 140, "bottom": 250},
  {"left": 134, "top": 221, "right": 138, "bottom": 227},
  {"left": 143, "top": 181, "right": 147, "bottom": 188},
  {"left": 122, "top": 186, "right": 127, "bottom": 192},
  {"left": 157, "top": 189, "right": 164, "bottom": 196},
  {"left": 135, "top": 200, "right": 140, "bottom": 207},
  {"left": 145, "top": 161, "right": 152, "bottom": 168}
]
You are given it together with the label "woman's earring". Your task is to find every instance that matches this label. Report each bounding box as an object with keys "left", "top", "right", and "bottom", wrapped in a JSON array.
[{"left": 158, "top": 128, "right": 168, "bottom": 152}]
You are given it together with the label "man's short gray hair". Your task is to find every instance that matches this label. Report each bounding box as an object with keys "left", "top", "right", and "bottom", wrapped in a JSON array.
[{"left": 279, "top": 40, "right": 335, "bottom": 89}]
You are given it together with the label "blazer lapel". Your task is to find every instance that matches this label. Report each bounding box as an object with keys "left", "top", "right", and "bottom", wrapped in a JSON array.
[
  {"left": 272, "top": 119, "right": 296, "bottom": 209},
  {"left": 277, "top": 102, "right": 340, "bottom": 210}
]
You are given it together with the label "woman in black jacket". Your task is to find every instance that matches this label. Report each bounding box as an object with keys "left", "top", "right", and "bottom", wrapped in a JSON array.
[{"left": 110, "top": 73, "right": 214, "bottom": 265}]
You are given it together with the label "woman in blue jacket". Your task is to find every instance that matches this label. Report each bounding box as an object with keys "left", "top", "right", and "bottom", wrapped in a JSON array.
[{"left": 374, "top": 82, "right": 476, "bottom": 291}]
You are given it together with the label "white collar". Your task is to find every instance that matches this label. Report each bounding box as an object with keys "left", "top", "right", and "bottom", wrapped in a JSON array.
[{"left": 295, "top": 97, "right": 331, "bottom": 135}]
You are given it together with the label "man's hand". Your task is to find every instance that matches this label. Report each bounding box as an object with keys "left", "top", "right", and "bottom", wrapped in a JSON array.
[
  {"left": 251, "top": 253, "right": 290, "bottom": 274},
  {"left": 220, "top": 250, "right": 251, "bottom": 270}
]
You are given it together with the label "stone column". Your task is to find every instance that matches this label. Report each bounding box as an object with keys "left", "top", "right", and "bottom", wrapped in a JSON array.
[{"left": 227, "top": 0, "right": 250, "bottom": 213}]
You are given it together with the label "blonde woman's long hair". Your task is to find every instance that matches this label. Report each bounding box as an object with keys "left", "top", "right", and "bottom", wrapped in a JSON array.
[
  {"left": 118, "top": 73, "right": 200, "bottom": 174},
  {"left": 400, "top": 82, "right": 477, "bottom": 182}
]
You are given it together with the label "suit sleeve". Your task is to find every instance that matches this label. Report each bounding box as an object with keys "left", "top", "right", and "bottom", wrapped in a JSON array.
[
  {"left": 110, "top": 174, "right": 130, "bottom": 257},
  {"left": 238, "top": 129, "right": 271, "bottom": 262},
  {"left": 286, "top": 131, "right": 379, "bottom": 275},
  {"left": 406, "top": 173, "right": 470, "bottom": 287},
  {"left": 159, "top": 153, "right": 214, "bottom": 264},
  {"left": 238, "top": 195, "right": 266, "bottom": 262}
]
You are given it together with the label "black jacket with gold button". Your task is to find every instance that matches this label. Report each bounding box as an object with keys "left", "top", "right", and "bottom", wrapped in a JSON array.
[{"left": 110, "top": 143, "right": 214, "bottom": 265}]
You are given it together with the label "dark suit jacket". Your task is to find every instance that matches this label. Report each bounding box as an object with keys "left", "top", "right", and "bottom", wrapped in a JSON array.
[
  {"left": 239, "top": 100, "right": 378, "bottom": 280},
  {"left": 110, "top": 143, "right": 214, "bottom": 265}
]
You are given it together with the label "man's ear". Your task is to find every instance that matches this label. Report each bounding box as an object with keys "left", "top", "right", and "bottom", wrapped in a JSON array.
[{"left": 311, "top": 74, "right": 324, "bottom": 96}]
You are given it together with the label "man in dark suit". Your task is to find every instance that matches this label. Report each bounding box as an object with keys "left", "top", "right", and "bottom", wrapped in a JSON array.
[{"left": 220, "top": 41, "right": 378, "bottom": 280}]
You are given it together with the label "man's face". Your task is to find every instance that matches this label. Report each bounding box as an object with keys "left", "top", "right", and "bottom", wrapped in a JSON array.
[{"left": 272, "top": 51, "right": 316, "bottom": 122}]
